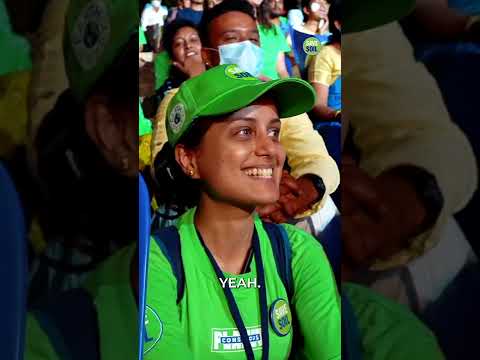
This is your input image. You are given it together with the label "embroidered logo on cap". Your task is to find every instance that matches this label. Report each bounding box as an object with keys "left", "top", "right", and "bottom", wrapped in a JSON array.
[
  {"left": 70, "top": 0, "right": 111, "bottom": 70},
  {"left": 224, "top": 64, "right": 257, "bottom": 81},
  {"left": 144, "top": 305, "right": 163, "bottom": 354},
  {"left": 169, "top": 102, "right": 186, "bottom": 134}
]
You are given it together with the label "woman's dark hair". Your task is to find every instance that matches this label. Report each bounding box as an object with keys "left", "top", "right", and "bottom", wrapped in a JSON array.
[
  {"left": 199, "top": 0, "right": 256, "bottom": 46},
  {"left": 327, "top": 0, "right": 341, "bottom": 44},
  {"left": 153, "top": 115, "right": 227, "bottom": 215},
  {"left": 300, "top": 0, "right": 312, "bottom": 18},
  {"left": 161, "top": 19, "right": 200, "bottom": 58},
  {"left": 257, "top": 0, "right": 283, "bottom": 36},
  {"left": 257, "top": 0, "right": 273, "bottom": 29}
]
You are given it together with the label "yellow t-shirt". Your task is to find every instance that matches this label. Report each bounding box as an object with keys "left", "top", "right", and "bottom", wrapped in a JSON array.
[
  {"left": 308, "top": 45, "right": 341, "bottom": 87},
  {"left": 343, "top": 22, "right": 477, "bottom": 269},
  {"left": 0, "top": 71, "right": 30, "bottom": 156}
]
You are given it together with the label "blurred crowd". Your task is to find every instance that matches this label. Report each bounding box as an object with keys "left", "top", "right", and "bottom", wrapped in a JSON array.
[{"left": 0, "top": 0, "right": 479, "bottom": 358}]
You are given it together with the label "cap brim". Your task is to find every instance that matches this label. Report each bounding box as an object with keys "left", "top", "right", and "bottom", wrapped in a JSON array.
[
  {"left": 344, "top": 0, "right": 415, "bottom": 34},
  {"left": 197, "top": 77, "right": 316, "bottom": 120}
]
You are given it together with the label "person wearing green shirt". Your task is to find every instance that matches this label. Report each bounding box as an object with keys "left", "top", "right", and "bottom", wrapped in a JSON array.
[
  {"left": 25, "top": 0, "right": 139, "bottom": 357},
  {"left": 140, "top": 25, "right": 148, "bottom": 51},
  {"left": 145, "top": 63, "right": 341, "bottom": 359},
  {"left": 256, "top": 0, "right": 291, "bottom": 79}
]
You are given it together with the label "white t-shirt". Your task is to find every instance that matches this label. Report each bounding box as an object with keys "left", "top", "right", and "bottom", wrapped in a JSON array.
[{"left": 141, "top": 4, "right": 168, "bottom": 31}]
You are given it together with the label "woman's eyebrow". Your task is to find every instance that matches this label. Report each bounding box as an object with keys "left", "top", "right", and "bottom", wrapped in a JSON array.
[{"left": 229, "top": 117, "right": 281, "bottom": 125}]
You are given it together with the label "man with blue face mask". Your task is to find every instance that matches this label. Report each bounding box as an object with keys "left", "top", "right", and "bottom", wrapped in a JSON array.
[
  {"left": 200, "top": 0, "right": 291, "bottom": 80},
  {"left": 199, "top": 1, "right": 265, "bottom": 78}
]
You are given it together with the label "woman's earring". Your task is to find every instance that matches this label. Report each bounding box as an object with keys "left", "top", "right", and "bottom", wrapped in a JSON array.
[{"left": 188, "top": 169, "right": 194, "bottom": 177}]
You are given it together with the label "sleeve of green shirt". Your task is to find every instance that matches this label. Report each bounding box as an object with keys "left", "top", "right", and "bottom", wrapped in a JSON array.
[
  {"left": 344, "top": 282, "right": 445, "bottom": 359},
  {"left": 139, "top": 26, "right": 147, "bottom": 46},
  {"left": 285, "top": 224, "right": 341, "bottom": 360},
  {"left": 278, "top": 26, "right": 291, "bottom": 53},
  {"left": 145, "top": 237, "right": 194, "bottom": 359}
]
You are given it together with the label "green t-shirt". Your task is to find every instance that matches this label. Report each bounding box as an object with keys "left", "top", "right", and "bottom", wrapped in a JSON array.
[
  {"left": 139, "top": 26, "right": 147, "bottom": 46},
  {"left": 258, "top": 23, "right": 291, "bottom": 80},
  {"left": 154, "top": 51, "right": 172, "bottom": 90},
  {"left": 25, "top": 245, "right": 138, "bottom": 360},
  {"left": 0, "top": 0, "right": 31, "bottom": 76},
  {"left": 344, "top": 283, "right": 445, "bottom": 360},
  {"left": 145, "top": 207, "right": 340, "bottom": 359},
  {"left": 139, "top": 101, "right": 152, "bottom": 136}
]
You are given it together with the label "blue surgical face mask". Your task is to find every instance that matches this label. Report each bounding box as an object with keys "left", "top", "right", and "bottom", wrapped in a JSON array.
[{"left": 218, "top": 41, "right": 264, "bottom": 77}]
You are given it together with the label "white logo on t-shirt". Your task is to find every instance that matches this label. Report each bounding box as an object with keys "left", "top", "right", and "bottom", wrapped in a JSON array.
[{"left": 211, "top": 326, "right": 262, "bottom": 352}]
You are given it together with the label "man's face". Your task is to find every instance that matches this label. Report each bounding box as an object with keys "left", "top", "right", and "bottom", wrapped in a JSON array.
[{"left": 206, "top": 11, "right": 260, "bottom": 66}]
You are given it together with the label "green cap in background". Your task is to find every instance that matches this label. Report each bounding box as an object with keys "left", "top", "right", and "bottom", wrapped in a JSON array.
[
  {"left": 166, "top": 64, "right": 316, "bottom": 146},
  {"left": 63, "top": 0, "right": 138, "bottom": 101},
  {"left": 0, "top": 0, "right": 31, "bottom": 76},
  {"left": 344, "top": 0, "right": 416, "bottom": 34}
]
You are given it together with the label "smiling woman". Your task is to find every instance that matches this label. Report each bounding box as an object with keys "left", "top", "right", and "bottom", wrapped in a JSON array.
[
  {"left": 145, "top": 64, "right": 341, "bottom": 359},
  {"left": 156, "top": 19, "right": 206, "bottom": 101}
]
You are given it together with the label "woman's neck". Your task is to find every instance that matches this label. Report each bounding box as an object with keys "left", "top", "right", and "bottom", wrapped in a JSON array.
[{"left": 195, "top": 195, "right": 255, "bottom": 275}]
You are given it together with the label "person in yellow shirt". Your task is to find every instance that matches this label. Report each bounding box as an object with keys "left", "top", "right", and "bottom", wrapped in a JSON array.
[
  {"left": 0, "top": 0, "right": 32, "bottom": 157},
  {"left": 308, "top": 0, "right": 341, "bottom": 121},
  {"left": 342, "top": 16, "right": 477, "bottom": 310}
]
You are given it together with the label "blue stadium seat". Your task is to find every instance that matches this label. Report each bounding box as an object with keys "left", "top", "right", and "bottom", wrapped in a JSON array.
[
  {"left": 0, "top": 161, "right": 27, "bottom": 360},
  {"left": 319, "top": 214, "right": 341, "bottom": 281},
  {"left": 138, "top": 174, "right": 151, "bottom": 360},
  {"left": 315, "top": 121, "right": 341, "bottom": 168}
]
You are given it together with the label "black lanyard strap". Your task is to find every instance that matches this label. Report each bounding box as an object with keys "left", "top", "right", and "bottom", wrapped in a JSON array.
[{"left": 197, "top": 228, "right": 269, "bottom": 360}]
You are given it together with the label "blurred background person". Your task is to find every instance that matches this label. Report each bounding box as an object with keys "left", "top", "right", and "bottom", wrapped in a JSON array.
[
  {"left": 141, "top": 0, "right": 168, "bottom": 51},
  {"left": 297, "top": 0, "right": 330, "bottom": 35},
  {"left": 28, "top": 0, "right": 138, "bottom": 301},
  {"left": 308, "top": 0, "right": 341, "bottom": 121},
  {"left": 257, "top": 0, "right": 291, "bottom": 79},
  {"left": 156, "top": 19, "right": 205, "bottom": 100},
  {"left": 174, "top": 0, "right": 205, "bottom": 25},
  {"left": 342, "top": 0, "right": 477, "bottom": 321}
]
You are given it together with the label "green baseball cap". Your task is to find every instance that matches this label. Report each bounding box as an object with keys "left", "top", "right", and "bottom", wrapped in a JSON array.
[
  {"left": 63, "top": 0, "right": 138, "bottom": 101},
  {"left": 166, "top": 64, "right": 316, "bottom": 146},
  {"left": 344, "top": 0, "right": 415, "bottom": 34}
]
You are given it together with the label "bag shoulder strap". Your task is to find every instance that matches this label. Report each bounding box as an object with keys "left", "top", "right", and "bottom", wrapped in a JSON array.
[
  {"left": 152, "top": 226, "right": 185, "bottom": 304},
  {"left": 262, "top": 222, "right": 294, "bottom": 299},
  {"left": 32, "top": 288, "right": 100, "bottom": 360}
]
